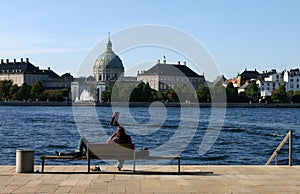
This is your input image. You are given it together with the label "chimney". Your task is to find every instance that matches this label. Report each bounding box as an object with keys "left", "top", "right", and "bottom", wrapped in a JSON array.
[
  {"left": 6, "top": 59, "right": 9, "bottom": 63},
  {"left": 48, "top": 67, "right": 50, "bottom": 70},
  {"left": 1, "top": 59, "right": 3, "bottom": 64},
  {"left": 21, "top": 58, "right": 23, "bottom": 63},
  {"left": 14, "top": 59, "right": 16, "bottom": 63},
  {"left": 157, "top": 59, "right": 160, "bottom": 64},
  {"left": 26, "top": 58, "right": 29, "bottom": 63},
  {"left": 184, "top": 61, "right": 186, "bottom": 66},
  {"left": 178, "top": 61, "right": 181, "bottom": 65},
  {"left": 163, "top": 59, "right": 166, "bottom": 64}
]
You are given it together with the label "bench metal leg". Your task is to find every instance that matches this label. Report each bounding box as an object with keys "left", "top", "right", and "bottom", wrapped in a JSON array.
[
  {"left": 178, "top": 158, "right": 180, "bottom": 174},
  {"left": 133, "top": 159, "right": 136, "bottom": 173},
  {"left": 88, "top": 158, "right": 90, "bottom": 173},
  {"left": 41, "top": 159, "right": 44, "bottom": 173}
]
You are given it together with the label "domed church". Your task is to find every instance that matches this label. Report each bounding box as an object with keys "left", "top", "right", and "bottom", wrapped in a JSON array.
[
  {"left": 71, "top": 35, "right": 126, "bottom": 102},
  {"left": 93, "top": 35, "right": 124, "bottom": 86}
]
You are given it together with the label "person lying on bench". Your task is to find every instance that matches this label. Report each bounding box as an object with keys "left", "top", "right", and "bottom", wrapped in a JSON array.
[
  {"left": 55, "top": 137, "right": 87, "bottom": 157},
  {"left": 107, "top": 125, "right": 132, "bottom": 171}
]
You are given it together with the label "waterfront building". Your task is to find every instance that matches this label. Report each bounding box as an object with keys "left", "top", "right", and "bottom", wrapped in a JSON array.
[
  {"left": 256, "top": 70, "right": 285, "bottom": 97},
  {"left": 256, "top": 69, "right": 300, "bottom": 97},
  {"left": 236, "top": 68, "right": 260, "bottom": 87},
  {"left": 284, "top": 68, "right": 300, "bottom": 92},
  {"left": 0, "top": 58, "right": 73, "bottom": 89},
  {"left": 137, "top": 59, "right": 205, "bottom": 92}
]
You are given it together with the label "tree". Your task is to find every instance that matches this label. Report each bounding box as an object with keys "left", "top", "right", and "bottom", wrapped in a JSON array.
[
  {"left": 196, "top": 84, "right": 210, "bottom": 102},
  {"left": 226, "top": 82, "right": 238, "bottom": 102},
  {"left": 14, "top": 83, "right": 31, "bottom": 101},
  {"left": 9, "top": 84, "right": 19, "bottom": 100},
  {"left": 30, "top": 80, "right": 45, "bottom": 100},
  {"left": 0, "top": 80, "right": 13, "bottom": 100},
  {"left": 117, "top": 84, "right": 133, "bottom": 102},
  {"left": 142, "top": 82, "right": 152, "bottom": 102},
  {"left": 292, "top": 90, "right": 300, "bottom": 103},
  {"left": 246, "top": 82, "right": 260, "bottom": 101},
  {"left": 164, "top": 89, "right": 179, "bottom": 102},
  {"left": 40, "top": 89, "right": 65, "bottom": 101},
  {"left": 271, "top": 84, "right": 287, "bottom": 103},
  {"left": 210, "top": 80, "right": 226, "bottom": 103},
  {"left": 130, "top": 83, "right": 144, "bottom": 102}
]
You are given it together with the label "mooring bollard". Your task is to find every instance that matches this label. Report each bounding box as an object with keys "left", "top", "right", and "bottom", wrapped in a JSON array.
[{"left": 16, "top": 150, "right": 34, "bottom": 173}]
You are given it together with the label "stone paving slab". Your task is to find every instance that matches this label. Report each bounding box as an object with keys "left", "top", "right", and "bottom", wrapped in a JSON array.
[{"left": 0, "top": 165, "right": 299, "bottom": 193}]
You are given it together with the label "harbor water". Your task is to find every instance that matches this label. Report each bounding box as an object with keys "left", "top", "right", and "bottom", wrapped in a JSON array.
[{"left": 0, "top": 105, "right": 299, "bottom": 166}]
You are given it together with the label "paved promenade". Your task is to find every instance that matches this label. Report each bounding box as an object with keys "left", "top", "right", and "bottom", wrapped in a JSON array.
[{"left": 0, "top": 165, "right": 299, "bottom": 193}]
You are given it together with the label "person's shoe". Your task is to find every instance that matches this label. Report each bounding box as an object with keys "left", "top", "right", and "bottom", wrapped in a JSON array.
[
  {"left": 117, "top": 167, "right": 121, "bottom": 171},
  {"left": 91, "top": 166, "right": 101, "bottom": 171},
  {"left": 55, "top": 151, "right": 59, "bottom": 156}
]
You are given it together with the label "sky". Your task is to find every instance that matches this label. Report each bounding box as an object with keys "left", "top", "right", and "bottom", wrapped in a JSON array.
[{"left": 1, "top": 0, "right": 300, "bottom": 81}]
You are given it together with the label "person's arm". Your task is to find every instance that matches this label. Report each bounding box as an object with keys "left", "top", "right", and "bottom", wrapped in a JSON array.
[{"left": 107, "top": 132, "right": 117, "bottom": 144}]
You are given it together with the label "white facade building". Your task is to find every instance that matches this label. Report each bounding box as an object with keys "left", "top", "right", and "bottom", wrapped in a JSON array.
[
  {"left": 283, "top": 68, "right": 300, "bottom": 92},
  {"left": 257, "top": 69, "right": 300, "bottom": 97}
]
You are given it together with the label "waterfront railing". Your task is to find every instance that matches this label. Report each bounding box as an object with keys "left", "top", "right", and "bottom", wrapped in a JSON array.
[{"left": 265, "top": 130, "right": 293, "bottom": 166}]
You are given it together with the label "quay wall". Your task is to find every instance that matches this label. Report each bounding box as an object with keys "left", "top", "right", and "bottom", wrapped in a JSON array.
[{"left": 0, "top": 101, "right": 300, "bottom": 108}]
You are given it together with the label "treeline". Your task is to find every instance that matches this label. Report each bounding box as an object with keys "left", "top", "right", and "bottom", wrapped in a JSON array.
[
  {"left": 0, "top": 80, "right": 69, "bottom": 101},
  {"left": 101, "top": 82, "right": 300, "bottom": 103}
]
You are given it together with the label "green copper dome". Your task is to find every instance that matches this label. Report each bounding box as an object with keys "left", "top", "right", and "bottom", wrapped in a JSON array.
[{"left": 93, "top": 37, "right": 124, "bottom": 70}]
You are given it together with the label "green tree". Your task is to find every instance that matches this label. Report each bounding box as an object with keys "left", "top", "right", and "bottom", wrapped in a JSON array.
[
  {"left": 271, "top": 84, "right": 287, "bottom": 103},
  {"left": 0, "top": 80, "right": 13, "bottom": 100},
  {"left": 117, "top": 84, "right": 134, "bottom": 102},
  {"left": 226, "top": 82, "right": 238, "bottom": 102},
  {"left": 246, "top": 82, "right": 260, "bottom": 101},
  {"left": 40, "top": 89, "right": 65, "bottom": 101},
  {"left": 237, "top": 92, "right": 249, "bottom": 102},
  {"left": 9, "top": 84, "right": 19, "bottom": 100},
  {"left": 292, "top": 90, "right": 300, "bottom": 103},
  {"left": 14, "top": 83, "right": 31, "bottom": 101},
  {"left": 164, "top": 89, "right": 179, "bottom": 102},
  {"left": 210, "top": 80, "right": 226, "bottom": 103},
  {"left": 142, "top": 82, "right": 152, "bottom": 102},
  {"left": 130, "top": 83, "right": 144, "bottom": 102},
  {"left": 196, "top": 84, "right": 210, "bottom": 102},
  {"left": 101, "top": 89, "right": 111, "bottom": 102},
  {"left": 30, "top": 80, "right": 45, "bottom": 100}
]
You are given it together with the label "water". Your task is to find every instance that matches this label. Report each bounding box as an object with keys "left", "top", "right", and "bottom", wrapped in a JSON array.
[{"left": 0, "top": 106, "right": 299, "bottom": 166}]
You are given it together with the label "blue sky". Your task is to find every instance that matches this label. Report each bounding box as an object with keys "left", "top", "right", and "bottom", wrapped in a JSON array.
[{"left": 1, "top": 0, "right": 300, "bottom": 80}]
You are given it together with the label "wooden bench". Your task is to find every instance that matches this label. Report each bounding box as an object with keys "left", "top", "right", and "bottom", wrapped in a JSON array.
[{"left": 41, "top": 138, "right": 181, "bottom": 173}]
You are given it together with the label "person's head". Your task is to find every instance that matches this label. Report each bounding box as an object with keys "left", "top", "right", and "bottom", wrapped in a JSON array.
[{"left": 116, "top": 125, "right": 126, "bottom": 138}]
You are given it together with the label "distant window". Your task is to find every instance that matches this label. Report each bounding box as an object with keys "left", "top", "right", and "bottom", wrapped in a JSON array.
[{"left": 290, "top": 79, "right": 294, "bottom": 82}]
